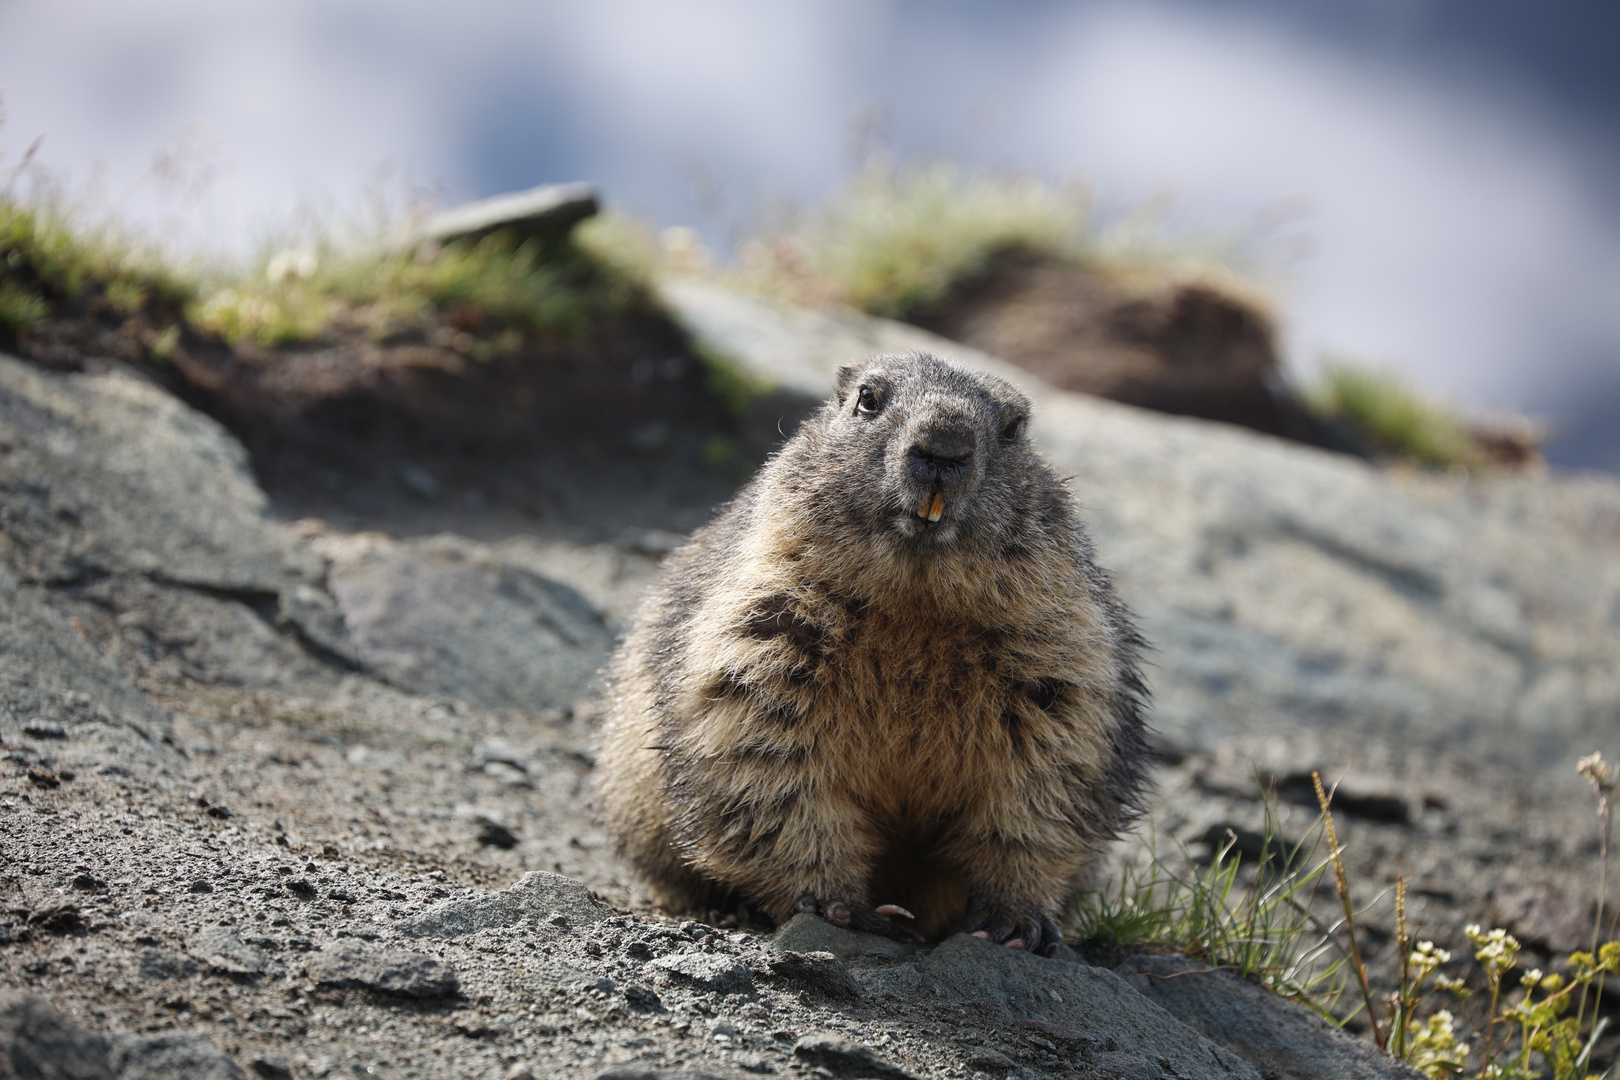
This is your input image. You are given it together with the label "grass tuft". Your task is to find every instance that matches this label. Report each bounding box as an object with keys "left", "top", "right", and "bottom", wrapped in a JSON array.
[
  {"left": 1303, "top": 359, "right": 1482, "bottom": 469},
  {"left": 1081, "top": 757, "right": 1620, "bottom": 1079},
  {"left": 1073, "top": 782, "right": 1349, "bottom": 1011},
  {"left": 187, "top": 230, "right": 647, "bottom": 349},
  {"left": 0, "top": 196, "right": 195, "bottom": 339},
  {"left": 733, "top": 161, "right": 1088, "bottom": 317}
]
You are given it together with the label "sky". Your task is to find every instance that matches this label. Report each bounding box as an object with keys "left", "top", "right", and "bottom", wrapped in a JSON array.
[{"left": 3, "top": 0, "right": 1618, "bottom": 468}]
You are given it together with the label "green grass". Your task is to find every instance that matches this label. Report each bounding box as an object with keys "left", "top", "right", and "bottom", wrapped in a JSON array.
[
  {"left": 0, "top": 185, "right": 656, "bottom": 353},
  {"left": 1079, "top": 760, "right": 1619, "bottom": 1080},
  {"left": 187, "top": 223, "right": 651, "bottom": 349},
  {"left": 725, "top": 160, "right": 1274, "bottom": 323},
  {"left": 0, "top": 197, "right": 195, "bottom": 339},
  {"left": 732, "top": 161, "right": 1088, "bottom": 317},
  {"left": 1304, "top": 359, "right": 1482, "bottom": 470},
  {"left": 1073, "top": 781, "right": 1349, "bottom": 1012}
]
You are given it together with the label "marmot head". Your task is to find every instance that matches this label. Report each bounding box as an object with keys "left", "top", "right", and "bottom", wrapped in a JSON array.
[{"left": 788, "top": 353, "right": 1053, "bottom": 557}]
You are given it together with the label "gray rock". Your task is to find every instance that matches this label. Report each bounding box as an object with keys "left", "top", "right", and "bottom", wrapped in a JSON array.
[
  {"left": 529, "top": 963, "right": 616, "bottom": 999},
  {"left": 765, "top": 950, "right": 862, "bottom": 999},
  {"left": 917, "top": 935, "right": 1260, "bottom": 1080},
  {"left": 0, "top": 568, "right": 175, "bottom": 764},
  {"left": 1120, "top": 955, "right": 1425, "bottom": 1080},
  {"left": 1490, "top": 884, "right": 1597, "bottom": 954},
  {"left": 421, "top": 182, "right": 599, "bottom": 247},
  {"left": 0, "top": 354, "right": 319, "bottom": 595},
  {"left": 307, "top": 944, "right": 459, "bottom": 997},
  {"left": 0, "top": 990, "right": 114, "bottom": 1079},
  {"left": 769, "top": 913, "right": 918, "bottom": 964},
  {"left": 109, "top": 1031, "right": 244, "bottom": 1080},
  {"left": 849, "top": 965, "right": 921, "bottom": 1000},
  {"left": 0, "top": 352, "right": 359, "bottom": 710},
  {"left": 188, "top": 927, "right": 273, "bottom": 978},
  {"left": 792, "top": 1034, "right": 917, "bottom": 1079},
  {"left": 246, "top": 1057, "right": 292, "bottom": 1080},
  {"left": 1090, "top": 1051, "right": 1168, "bottom": 1079},
  {"left": 657, "top": 280, "right": 1620, "bottom": 773},
  {"left": 594, "top": 1071, "right": 736, "bottom": 1080},
  {"left": 964, "top": 1047, "right": 1015, "bottom": 1071},
  {"left": 52, "top": 575, "right": 334, "bottom": 692},
  {"left": 137, "top": 949, "right": 198, "bottom": 981},
  {"left": 399, "top": 871, "right": 613, "bottom": 939},
  {"left": 644, "top": 951, "right": 754, "bottom": 993},
  {"left": 321, "top": 533, "right": 613, "bottom": 710},
  {"left": 275, "top": 583, "right": 361, "bottom": 668}
]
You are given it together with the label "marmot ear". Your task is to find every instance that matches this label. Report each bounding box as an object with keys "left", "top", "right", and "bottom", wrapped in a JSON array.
[{"left": 835, "top": 363, "right": 865, "bottom": 399}]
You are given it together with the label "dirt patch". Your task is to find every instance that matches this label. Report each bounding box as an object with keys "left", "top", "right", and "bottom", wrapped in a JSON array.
[
  {"left": 909, "top": 249, "right": 1346, "bottom": 449},
  {"left": 12, "top": 284, "right": 762, "bottom": 544}
]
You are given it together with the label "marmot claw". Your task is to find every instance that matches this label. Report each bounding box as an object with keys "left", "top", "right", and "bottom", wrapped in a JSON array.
[
  {"left": 968, "top": 912, "right": 1073, "bottom": 959},
  {"left": 794, "top": 894, "right": 927, "bottom": 943}
]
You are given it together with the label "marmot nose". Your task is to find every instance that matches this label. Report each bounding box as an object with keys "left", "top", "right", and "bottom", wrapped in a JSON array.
[{"left": 907, "top": 432, "right": 973, "bottom": 485}]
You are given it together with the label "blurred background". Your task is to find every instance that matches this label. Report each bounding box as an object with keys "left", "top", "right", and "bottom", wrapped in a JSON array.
[{"left": 2, "top": 0, "right": 1617, "bottom": 470}]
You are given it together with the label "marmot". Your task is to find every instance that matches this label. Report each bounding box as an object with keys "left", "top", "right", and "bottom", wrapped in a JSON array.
[{"left": 597, "top": 352, "right": 1148, "bottom": 957}]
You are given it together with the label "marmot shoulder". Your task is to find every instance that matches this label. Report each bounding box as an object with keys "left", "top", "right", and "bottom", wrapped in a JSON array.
[{"left": 597, "top": 352, "right": 1149, "bottom": 956}]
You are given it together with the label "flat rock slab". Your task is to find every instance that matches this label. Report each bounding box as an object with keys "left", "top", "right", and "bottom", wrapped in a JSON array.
[
  {"left": 0, "top": 353, "right": 318, "bottom": 594},
  {"left": 770, "top": 913, "right": 919, "bottom": 964},
  {"left": 422, "top": 182, "right": 599, "bottom": 246},
  {"left": 51, "top": 574, "right": 337, "bottom": 694},
  {"left": 1121, "top": 955, "right": 1424, "bottom": 1080},
  {"left": 321, "top": 532, "right": 612, "bottom": 711},
  {"left": 0, "top": 567, "right": 176, "bottom": 766},
  {"left": 307, "top": 944, "right": 460, "bottom": 998},
  {"left": 849, "top": 965, "right": 922, "bottom": 1000},
  {"left": 918, "top": 935, "right": 1261, "bottom": 1080},
  {"left": 766, "top": 950, "right": 863, "bottom": 1000},
  {"left": 644, "top": 952, "right": 755, "bottom": 993},
  {"left": 400, "top": 871, "right": 614, "bottom": 939}
]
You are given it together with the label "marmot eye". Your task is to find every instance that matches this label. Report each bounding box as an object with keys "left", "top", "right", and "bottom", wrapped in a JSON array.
[
  {"left": 1000, "top": 417, "right": 1024, "bottom": 442},
  {"left": 856, "top": 386, "right": 882, "bottom": 415}
]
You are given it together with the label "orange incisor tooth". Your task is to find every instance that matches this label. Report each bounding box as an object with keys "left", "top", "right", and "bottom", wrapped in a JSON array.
[
  {"left": 927, "top": 493, "right": 945, "bottom": 523},
  {"left": 916, "top": 495, "right": 933, "bottom": 519}
]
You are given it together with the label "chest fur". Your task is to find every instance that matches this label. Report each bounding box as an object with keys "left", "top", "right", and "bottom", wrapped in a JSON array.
[{"left": 671, "top": 568, "right": 1118, "bottom": 819}]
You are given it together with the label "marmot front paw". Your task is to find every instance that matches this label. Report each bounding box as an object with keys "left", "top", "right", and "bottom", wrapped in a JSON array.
[
  {"left": 967, "top": 910, "right": 1074, "bottom": 960},
  {"left": 794, "top": 893, "right": 927, "bottom": 943}
]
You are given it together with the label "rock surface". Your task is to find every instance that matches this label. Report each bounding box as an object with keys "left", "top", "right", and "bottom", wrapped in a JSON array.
[
  {"left": 401, "top": 870, "right": 614, "bottom": 939},
  {"left": 110, "top": 1031, "right": 247, "bottom": 1080},
  {"left": 1120, "top": 954, "right": 1423, "bottom": 1080},
  {"left": 765, "top": 950, "right": 864, "bottom": 1001},
  {"left": 306, "top": 944, "right": 460, "bottom": 998},
  {"left": 318, "top": 532, "right": 613, "bottom": 711},
  {"left": 0, "top": 353, "right": 319, "bottom": 599},
  {"left": 643, "top": 951, "right": 755, "bottom": 994},
  {"left": 658, "top": 278, "right": 1620, "bottom": 772},
  {"left": 4, "top": 259, "right": 1618, "bottom": 1080},
  {"left": 918, "top": 936, "right": 1261, "bottom": 1080},
  {"left": 0, "top": 990, "right": 114, "bottom": 1080},
  {"left": 419, "top": 182, "right": 599, "bottom": 247},
  {"left": 792, "top": 1032, "right": 919, "bottom": 1078}
]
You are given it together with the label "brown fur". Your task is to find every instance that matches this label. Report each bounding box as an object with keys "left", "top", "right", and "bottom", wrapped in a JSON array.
[{"left": 597, "top": 353, "right": 1149, "bottom": 947}]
